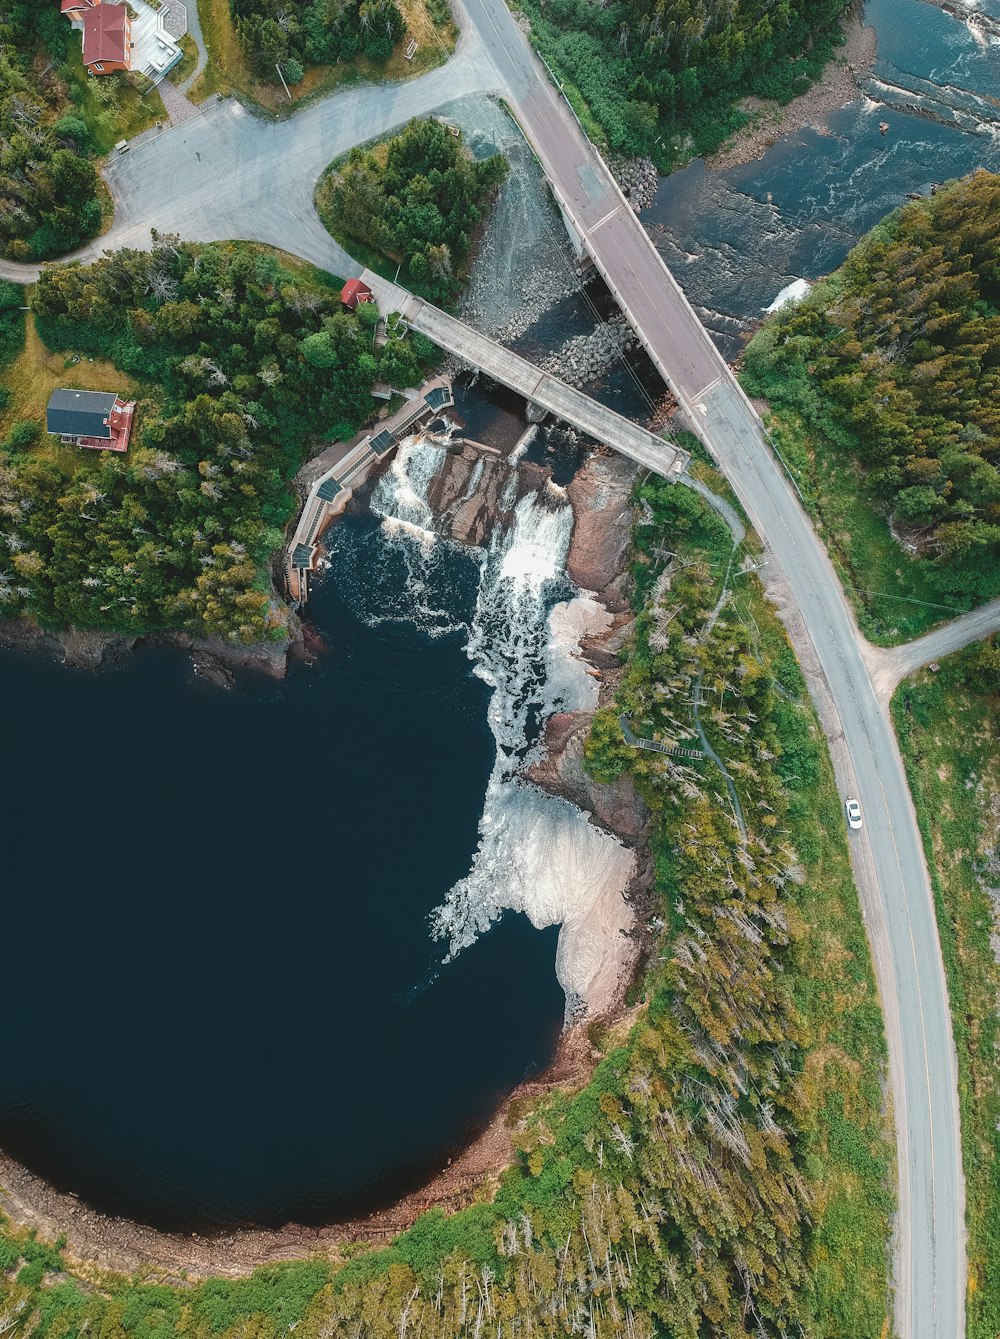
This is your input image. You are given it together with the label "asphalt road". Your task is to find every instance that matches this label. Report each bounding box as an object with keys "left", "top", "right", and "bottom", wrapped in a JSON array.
[
  {"left": 458, "top": 0, "right": 967, "bottom": 1332},
  {"left": 866, "top": 596, "right": 1000, "bottom": 706},
  {"left": 0, "top": 8, "right": 505, "bottom": 287},
  {"left": 0, "top": 8, "right": 972, "bottom": 1332}
]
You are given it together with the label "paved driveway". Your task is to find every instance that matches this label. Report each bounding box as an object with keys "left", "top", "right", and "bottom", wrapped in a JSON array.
[
  {"left": 0, "top": 8, "right": 503, "bottom": 286},
  {"left": 102, "top": 18, "right": 503, "bottom": 276}
]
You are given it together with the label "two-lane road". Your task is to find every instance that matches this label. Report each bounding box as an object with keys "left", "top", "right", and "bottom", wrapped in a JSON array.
[{"left": 460, "top": 0, "right": 967, "bottom": 1332}]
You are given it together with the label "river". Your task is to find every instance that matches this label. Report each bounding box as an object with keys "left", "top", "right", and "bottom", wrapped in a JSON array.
[{"left": 0, "top": 0, "right": 996, "bottom": 1233}]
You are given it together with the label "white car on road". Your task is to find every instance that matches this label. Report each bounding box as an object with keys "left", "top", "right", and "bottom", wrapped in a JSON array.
[{"left": 845, "top": 797, "right": 863, "bottom": 830}]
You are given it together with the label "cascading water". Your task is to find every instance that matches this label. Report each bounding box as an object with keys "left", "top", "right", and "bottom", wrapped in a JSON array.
[
  {"left": 368, "top": 443, "right": 635, "bottom": 1018},
  {"left": 372, "top": 435, "right": 446, "bottom": 547}
]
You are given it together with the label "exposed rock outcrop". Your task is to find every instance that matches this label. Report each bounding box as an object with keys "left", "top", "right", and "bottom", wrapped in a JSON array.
[
  {"left": 527, "top": 709, "right": 648, "bottom": 841},
  {"left": 0, "top": 615, "right": 299, "bottom": 682},
  {"left": 424, "top": 443, "right": 551, "bottom": 546},
  {"left": 566, "top": 451, "right": 637, "bottom": 605}
]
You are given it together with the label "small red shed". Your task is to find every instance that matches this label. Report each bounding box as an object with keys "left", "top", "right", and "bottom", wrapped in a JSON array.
[{"left": 341, "top": 278, "right": 374, "bottom": 311}]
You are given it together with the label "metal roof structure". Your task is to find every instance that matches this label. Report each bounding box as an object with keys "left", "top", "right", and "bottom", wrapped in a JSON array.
[
  {"left": 292, "top": 544, "right": 314, "bottom": 568},
  {"left": 341, "top": 278, "right": 374, "bottom": 310},
  {"left": 424, "top": 385, "right": 452, "bottom": 410},
  {"left": 370, "top": 429, "right": 396, "bottom": 456},
  {"left": 46, "top": 389, "right": 118, "bottom": 439},
  {"left": 317, "top": 476, "right": 343, "bottom": 502}
]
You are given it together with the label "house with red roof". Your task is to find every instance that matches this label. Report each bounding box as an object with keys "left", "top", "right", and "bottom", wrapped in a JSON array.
[
  {"left": 82, "top": 2, "right": 131, "bottom": 74},
  {"left": 341, "top": 279, "right": 374, "bottom": 311},
  {"left": 60, "top": 0, "right": 98, "bottom": 22}
]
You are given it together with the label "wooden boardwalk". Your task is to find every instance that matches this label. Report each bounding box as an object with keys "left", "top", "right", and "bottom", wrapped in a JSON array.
[{"left": 285, "top": 377, "right": 454, "bottom": 602}]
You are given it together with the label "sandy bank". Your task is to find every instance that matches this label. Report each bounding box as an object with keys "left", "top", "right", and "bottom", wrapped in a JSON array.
[{"left": 0, "top": 1023, "right": 613, "bottom": 1280}]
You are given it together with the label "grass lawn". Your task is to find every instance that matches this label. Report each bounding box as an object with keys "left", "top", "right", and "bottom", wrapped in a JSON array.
[
  {"left": 893, "top": 657, "right": 1000, "bottom": 1339},
  {"left": 62, "top": 31, "right": 165, "bottom": 152},
  {"left": 166, "top": 32, "right": 200, "bottom": 86},
  {"left": 188, "top": 0, "right": 453, "bottom": 109},
  {"left": 759, "top": 398, "right": 969, "bottom": 645},
  {"left": 0, "top": 311, "right": 139, "bottom": 446}
]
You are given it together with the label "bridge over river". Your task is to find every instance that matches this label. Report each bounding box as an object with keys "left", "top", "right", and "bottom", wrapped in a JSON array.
[
  {"left": 361, "top": 272, "right": 688, "bottom": 481},
  {"left": 425, "top": 0, "right": 969, "bottom": 1333},
  {"left": 0, "top": 0, "right": 967, "bottom": 1323}
]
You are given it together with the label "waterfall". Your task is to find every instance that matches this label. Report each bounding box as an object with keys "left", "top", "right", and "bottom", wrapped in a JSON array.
[
  {"left": 371, "top": 436, "right": 447, "bottom": 549},
  {"left": 356, "top": 436, "right": 474, "bottom": 639},
  {"left": 368, "top": 442, "right": 635, "bottom": 1016}
]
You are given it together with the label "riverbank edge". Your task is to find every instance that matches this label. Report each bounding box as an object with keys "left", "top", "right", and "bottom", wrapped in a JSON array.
[
  {"left": 0, "top": 614, "right": 301, "bottom": 683},
  {"left": 705, "top": 0, "right": 878, "bottom": 172},
  {"left": 0, "top": 445, "right": 652, "bottom": 1281}
]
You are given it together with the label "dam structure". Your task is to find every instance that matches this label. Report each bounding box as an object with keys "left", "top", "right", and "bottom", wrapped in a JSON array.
[{"left": 361, "top": 271, "right": 690, "bottom": 481}]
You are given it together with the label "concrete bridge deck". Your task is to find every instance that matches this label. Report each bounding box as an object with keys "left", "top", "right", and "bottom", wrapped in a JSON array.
[{"left": 361, "top": 271, "right": 688, "bottom": 481}]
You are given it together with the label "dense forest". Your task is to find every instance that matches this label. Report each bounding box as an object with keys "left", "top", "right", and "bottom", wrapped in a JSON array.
[
  {"left": 231, "top": 0, "right": 408, "bottom": 79},
  {"left": 316, "top": 118, "right": 508, "bottom": 302},
  {"left": 0, "top": 0, "right": 102, "bottom": 260},
  {"left": 519, "top": 0, "right": 851, "bottom": 161},
  {"left": 0, "top": 474, "right": 891, "bottom": 1336},
  {"left": 742, "top": 170, "right": 1000, "bottom": 600},
  {"left": 0, "top": 242, "right": 433, "bottom": 640}
]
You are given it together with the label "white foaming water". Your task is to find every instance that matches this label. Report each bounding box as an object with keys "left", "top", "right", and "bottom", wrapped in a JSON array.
[
  {"left": 373, "top": 449, "right": 635, "bottom": 1014},
  {"left": 366, "top": 438, "right": 472, "bottom": 638},
  {"left": 372, "top": 437, "right": 445, "bottom": 546},
  {"left": 764, "top": 277, "right": 811, "bottom": 312},
  {"left": 436, "top": 490, "right": 634, "bottom": 1015}
]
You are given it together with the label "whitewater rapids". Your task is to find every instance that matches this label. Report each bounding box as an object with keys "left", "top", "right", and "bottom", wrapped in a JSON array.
[{"left": 372, "top": 441, "right": 636, "bottom": 1017}]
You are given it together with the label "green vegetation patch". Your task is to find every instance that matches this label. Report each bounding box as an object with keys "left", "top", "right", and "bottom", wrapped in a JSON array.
[
  {"left": 195, "top": 0, "right": 455, "bottom": 109},
  {"left": 0, "top": 242, "right": 435, "bottom": 641},
  {"left": 513, "top": 0, "right": 850, "bottom": 166},
  {"left": 316, "top": 117, "right": 508, "bottom": 303},
  {"left": 892, "top": 645, "right": 1000, "bottom": 1338},
  {"left": 0, "top": 4, "right": 103, "bottom": 262},
  {"left": 0, "top": 281, "right": 26, "bottom": 379},
  {"left": 0, "top": 472, "right": 891, "bottom": 1337},
  {"left": 741, "top": 170, "right": 1000, "bottom": 643},
  {"left": 166, "top": 32, "right": 201, "bottom": 86}
]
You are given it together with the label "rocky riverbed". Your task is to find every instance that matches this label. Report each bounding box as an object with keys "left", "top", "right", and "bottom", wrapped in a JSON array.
[{"left": 538, "top": 314, "right": 639, "bottom": 389}]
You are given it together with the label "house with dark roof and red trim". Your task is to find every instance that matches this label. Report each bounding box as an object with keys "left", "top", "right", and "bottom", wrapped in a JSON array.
[{"left": 47, "top": 390, "right": 136, "bottom": 453}]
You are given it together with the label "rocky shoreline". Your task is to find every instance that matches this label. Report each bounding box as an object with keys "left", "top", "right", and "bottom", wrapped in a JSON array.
[
  {"left": 706, "top": 0, "right": 878, "bottom": 172},
  {"left": 0, "top": 613, "right": 302, "bottom": 686},
  {"left": 0, "top": 442, "right": 652, "bottom": 1281}
]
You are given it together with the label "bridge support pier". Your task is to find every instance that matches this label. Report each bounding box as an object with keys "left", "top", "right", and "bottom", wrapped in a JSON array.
[{"left": 557, "top": 200, "right": 588, "bottom": 261}]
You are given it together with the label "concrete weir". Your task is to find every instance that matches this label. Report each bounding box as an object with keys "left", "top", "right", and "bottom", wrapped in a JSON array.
[
  {"left": 285, "top": 377, "right": 455, "bottom": 602},
  {"left": 361, "top": 271, "right": 689, "bottom": 481}
]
